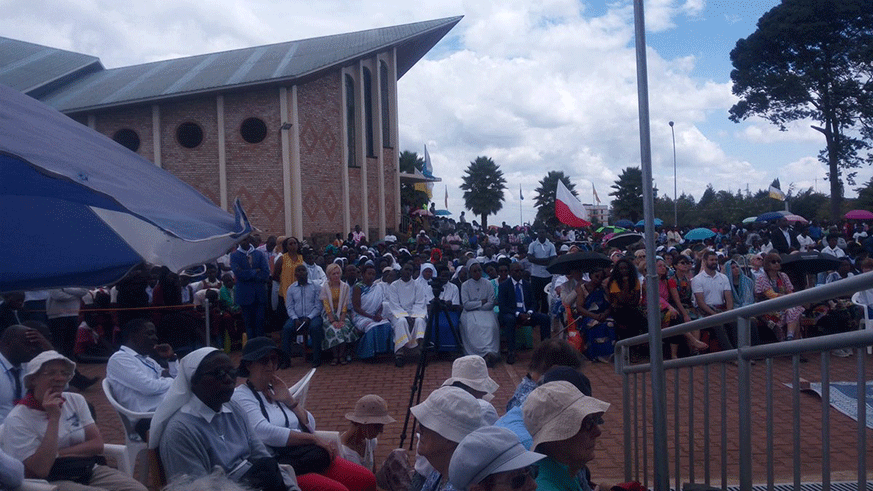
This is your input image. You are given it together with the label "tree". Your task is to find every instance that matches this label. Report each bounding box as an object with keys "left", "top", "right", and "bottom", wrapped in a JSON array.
[
  {"left": 459, "top": 156, "right": 507, "bottom": 228},
  {"left": 533, "top": 171, "right": 577, "bottom": 228},
  {"left": 854, "top": 178, "right": 873, "bottom": 212},
  {"left": 399, "top": 150, "right": 429, "bottom": 211},
  {"left": 729, "top": 0, "right": 873, "bottom": 220},
  {"left": 609, "top": 167, "right": 656, "bottom": 223}
]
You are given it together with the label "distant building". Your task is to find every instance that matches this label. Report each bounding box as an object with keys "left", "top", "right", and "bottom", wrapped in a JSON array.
[
  {"left": 583, "top": 204, "right": 609, "bottom": 225},
  {"left": 0, "top": 17, "right": 461, "bottom": 243}
]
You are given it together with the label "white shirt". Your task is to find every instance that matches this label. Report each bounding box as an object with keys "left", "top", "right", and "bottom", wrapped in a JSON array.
[
  {"left": 691, "top": 269, "right": 731, "bottom": 309},
  {"left": 528, "top": 240, "right": 556, "bottom": 278},
  {"left": 797, "top": 234, "right": 815, "bottom": 252},
  {"left": 231, "top": 384, "right": 316, "bottom": 449},
  {"left": 106, "top": 345, "right": 177, "bottom": 413},
  {"left": 822, "top": 245, "right": 846, "bottom": 258},
  {"left": 1, "top": 392, "right": 92, "bottom": 461}
]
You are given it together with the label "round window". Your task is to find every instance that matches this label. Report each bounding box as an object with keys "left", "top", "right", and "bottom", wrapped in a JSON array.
[
  {"left": 176, "top": 122, "right": 203, "bottom": 149},
  {"left": 240, "top": 117, "right": 267, "bottom": 144},
  {"left": 113, "top": 129, "right": 140, "bottom": 152}
]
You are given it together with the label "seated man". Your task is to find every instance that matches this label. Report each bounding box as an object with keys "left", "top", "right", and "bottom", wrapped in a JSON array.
[
  {"left": 387, "top": 262, "right": 428, "bottom": 367},
  {"left": 441, "top": 355, "right": 499, "bottom": 425},
  {"left": 106, "top": 318, "right": 177, "bottom": 440},
  {"left": 448, "top": 426, "right": 545, "bottom": 491},
  {"left": 150, "top": 348, "right": 296, "bottom": 491},
  {"left": 523, "top": 381, "right": 610, "bottom": 491},
  {"left": 410, "top": 386, "right": 485, "bottom": 491},
  {"left": 498, "top": 262, "right": 550, "bottom": 365},
  {"left": 284, "top": 264, "right": 324, "bottom": 367}
]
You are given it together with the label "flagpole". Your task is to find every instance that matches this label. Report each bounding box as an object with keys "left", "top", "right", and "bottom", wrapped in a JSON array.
[{"left": 519, "top": 188, "right": 523, "bottom": 226}]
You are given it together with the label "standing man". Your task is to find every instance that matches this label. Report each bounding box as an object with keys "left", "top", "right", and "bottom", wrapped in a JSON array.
[
  {"left": 527, "top": 229, "right": 556, "bottom": 315},
  {"left": 499, "top": 263, "right": 551, "bottom": 365},
  {"left": 106, "top": 319, "right": 177, "bottom": 440},
  {"left": 353, "top": 225, "right": 366, "bottom": 245},
  {"left": 691, "top": 250, "right": 736, "bottom": 351},
  {"left": 770, "top": 217, "right": 799, "bottom": 254},
  {"left": 284, "top": 265, "right": 324, "bottom": 367},
  {"left": 230, "top": 236, "right": 271, "bottom": 340}
]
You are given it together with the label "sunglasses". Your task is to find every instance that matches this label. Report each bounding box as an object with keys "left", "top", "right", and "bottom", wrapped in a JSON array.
[
  {"left": 203, "top": 367, "right": 238, "bottom": 380},
  {"left": 255, "top": 354, "right": 280, "bottom": 365},
  {"left": 498, "top": 466, "right": 539, "bottom": 490},
  {"left": 769, "top": 259, "right": 782, "bottom": 264}
]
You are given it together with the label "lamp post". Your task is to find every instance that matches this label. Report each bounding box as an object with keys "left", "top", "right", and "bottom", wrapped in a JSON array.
[{"left": 669, "top": 121, "right": 677, "bottom": 227}]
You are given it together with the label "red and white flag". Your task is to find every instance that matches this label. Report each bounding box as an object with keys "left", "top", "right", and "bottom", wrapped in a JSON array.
[{"left": 555, "top": 180, "right": 591, "bottom": 227}]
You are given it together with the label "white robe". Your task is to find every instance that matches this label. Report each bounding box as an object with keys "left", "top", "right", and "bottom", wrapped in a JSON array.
[
  {"left": 460, "top": 278, "right": 500, "bottom": 357},
  {"left": 387, "top": 278, "right": 428, "bottom": 352}
]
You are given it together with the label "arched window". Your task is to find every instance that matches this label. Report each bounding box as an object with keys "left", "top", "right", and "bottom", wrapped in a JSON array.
[
  {"left": 345, "top": 74, "right": 357, "bottom": 167},
  {"left": 363, "top": 67, "right": 374, "bottom": 157},
  {"left": 380, "top": 61, "right": 390, "bottom": 147}
]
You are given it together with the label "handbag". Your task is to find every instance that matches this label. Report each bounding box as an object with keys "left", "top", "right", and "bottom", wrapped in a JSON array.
[
  {"left": 46, "top": 456, "right": 102, "bottom": 483},
  {"left": 241, "top": 457, "right": 286, "bottom": 491},
  {"left": 270, "top": 443, "right": 331, "bottom": 475}
]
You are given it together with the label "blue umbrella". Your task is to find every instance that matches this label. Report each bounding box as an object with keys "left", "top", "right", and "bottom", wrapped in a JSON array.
[
  {"left": 636, "top": 218, "right": 663, "bottom": 227},
  {"left": 615, "top": 219, "right": 634, "bottom": 228},
  {"left": 684, "top": 227, "right": 716, "bottom": 241},
  {"left": 1, "top": 83, "right": 251, "bottom": 292},
  {"left": 434, "top": 209, "right": 452, "bottom": 216},
  {"left": 756, "top": 210, "right": 790, "bottom": 222}
]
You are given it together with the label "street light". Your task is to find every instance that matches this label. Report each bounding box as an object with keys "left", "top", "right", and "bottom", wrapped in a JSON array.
[{"left": 669, "top": 121, "right": 677, "bottom": 227}]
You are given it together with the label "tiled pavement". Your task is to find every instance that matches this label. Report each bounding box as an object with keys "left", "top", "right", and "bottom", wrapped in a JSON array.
[{"left": 76, "top": 348, "right": 872, "bottom": 488}]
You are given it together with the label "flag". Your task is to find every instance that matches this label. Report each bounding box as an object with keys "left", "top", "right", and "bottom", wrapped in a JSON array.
[
  {"left": 444, "top": 185, "right": 448, "bottom": 209},
  {"left": 555, "top": 180, "right": 591, "bottom": 227},
  {"left": 422, "top": 145, "right": 434, "bottom": 178},
  {"left": 592, "top": 183, "right": 600, "bottom": 204},
  {"left": 519, "top": 184, "right": 524, "bottom": 200},
  {"left": 769, "top": 185, "right": 785, "bottom": 201}
]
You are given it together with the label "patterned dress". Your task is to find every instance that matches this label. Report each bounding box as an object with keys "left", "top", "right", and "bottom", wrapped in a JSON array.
[{"left": 320, "top": 281, "right": 357, "bottom": 349}]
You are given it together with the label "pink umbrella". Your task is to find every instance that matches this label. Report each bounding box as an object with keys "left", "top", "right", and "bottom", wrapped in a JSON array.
[
  {"left": 412, "top": 209, "right": 433, "bottom": 216},
  {"left": 784, "top": 214, "right": 808, "bottom": 224},
  {"left": 845, "top": 209, "right": 873, "bottom": 220}
]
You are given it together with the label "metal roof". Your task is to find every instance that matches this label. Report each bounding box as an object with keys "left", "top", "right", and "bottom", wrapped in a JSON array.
[
  {"left": 0, "top": 37, "right": 102, "bottom": 95},
  {"left": 34, "top": 16, "right": 461, "bottom": 114}
]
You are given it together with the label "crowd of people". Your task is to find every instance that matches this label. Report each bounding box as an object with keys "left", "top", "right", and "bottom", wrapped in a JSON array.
[{"left": 0, "top": 210, "right": 871, "bottom": 490}]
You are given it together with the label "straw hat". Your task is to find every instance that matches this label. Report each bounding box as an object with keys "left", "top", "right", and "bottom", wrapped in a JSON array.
[{"left": 345, "top": 395, "right": 396, "bottom": 425}]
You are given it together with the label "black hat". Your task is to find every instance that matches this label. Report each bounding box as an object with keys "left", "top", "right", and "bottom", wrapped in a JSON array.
[{"left": 238, "top": 337, "right": 289, "bottom": 375}]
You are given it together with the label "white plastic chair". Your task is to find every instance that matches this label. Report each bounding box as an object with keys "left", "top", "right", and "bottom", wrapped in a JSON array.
[
  {"left": 101, "top": 379, "right": 153, "bottom": 480},
  {"left": 850, "top": 291, "right": 873, "bottom": 354},
  {"left": 288, "top": 368, "right": 316, "bottom": 409}
]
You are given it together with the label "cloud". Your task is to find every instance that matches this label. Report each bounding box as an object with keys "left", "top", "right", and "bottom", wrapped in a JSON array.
[{"left": 737, "top": 118, "right": 822, "bottom": 144}]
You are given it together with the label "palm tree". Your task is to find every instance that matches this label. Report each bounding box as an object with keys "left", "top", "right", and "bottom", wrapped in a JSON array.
[
  {"left": 460, "top": 156, "right": 507, "bottom": 228},
  {"left": 534, "top": 171, "right": 577, "bottom": 228}
]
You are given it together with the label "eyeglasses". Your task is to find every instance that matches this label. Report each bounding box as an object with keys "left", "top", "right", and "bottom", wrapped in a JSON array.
[
  {"left": 495, "top": 466, "right": 539, "bottom": 490},
  {"left": 203, "top": 367, "right": 238, "bottom": 380},
  {"left": 580, "top": 414, "right": 605, "bottom": 433},
  {"left": 769, "top": 259, "right": 782, "bottom": 264}
]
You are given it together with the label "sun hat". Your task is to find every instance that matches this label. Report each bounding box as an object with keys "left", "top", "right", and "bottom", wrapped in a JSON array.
[
  {"left": 237, "top": 336, "right": 289, "bottom": 376},
  {"left": 539, "top": 366, "right": 591, "bottom": 396},
  {"left": 448, "top": 426, "right": 545, "bottom": 490},
  {"left": 441, "top": 355, "right": 499, "bottom": 395},
  {"left": 24, "top": 350, "right": 75, "bottom": 386},
  {"left": 410, "top": 386, "right": 484, "bottom": 443},
  {"left": 345, "top": 394, "right": 396, "bottom": 425},
  {"left": 523, "top": 381, "right": 610, "bottom": 451}
]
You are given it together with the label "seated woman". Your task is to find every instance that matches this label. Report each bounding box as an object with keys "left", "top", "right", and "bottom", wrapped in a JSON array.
[
  {"left": 650, "top": 258, "right": 708, "bottom": 358},
  {"left": 352, "top": 264, "right": 394, "bottom": 359},
  {"left": 321, "top": 263, "right": 357, "bottom": 366},
  {"left": 341, "top": 395, "right": 395, "bottom": 474},
  {"left": 460, "top": 261, "right": 501, "bottom": 365},
  {"left": 0, "top": 350, "right": 146, "bottom": 491},
  {"left": 232, "top": 338, "right": 377, "bottom": 491},
  {"left": 754, "top": 253, "right": 804, "bottom": 341},
  {"left": 575, "top": 268, "right": 616, "bottom": 362},
  {"left": 606, "top": 258, "right": 646, "bottom": 343},
  {"left": 150, "top": 347, "right": 293, "bottom": 491}
]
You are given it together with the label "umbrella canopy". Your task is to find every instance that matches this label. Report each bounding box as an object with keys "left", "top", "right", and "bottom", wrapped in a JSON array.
[
  {"left": 742, "top": 216, "right": 758, "bottom": 224},
  {"left": 845, "top": 209, "right": 873, "bottom": 220},
  {"left": 605, "top": 232, "right": 643, "bottom": 249},
  {"left": 783, "top": 213, "right": 808, "bottom": 224},
  {"left": 546, "top": 251, "right": 613, "bottom": 275},
  {"left": 779, "top": 252, "right": 842, "bottom": 275},
  {"left": 434, "top": 209, "right": 452, "bottom": 216},
  {"left": 615, "top": 219, "right": 635, "bottom": 228},
  {"left": 756, "top": 210, "right": 790, "bottom": 222},
  {"left": 596, "top": 226, "right": 627, "bottom": 234},
  {"left": 635, "top": 218, "right": 663, "bottom": 227},
  {"left": 412, "top": 208, "right": 433, "bottom": 216},
  {"left": 684, "top": 227, "right": 716, "bottom": 241},
  {"left": 1, "top": 83, "right": 251, "bottom": 292}
]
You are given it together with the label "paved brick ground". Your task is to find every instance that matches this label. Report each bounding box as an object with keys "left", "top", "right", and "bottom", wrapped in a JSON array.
[{"left": 76, "top": 348, "right": 872, "bottom": 488}]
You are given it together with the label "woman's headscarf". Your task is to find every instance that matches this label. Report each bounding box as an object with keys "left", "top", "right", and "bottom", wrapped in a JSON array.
[
  {"left": 149, "top": 347, "right": 219, "bottom": 449},
  {"left": 724, "top": 259, "right": 754, "bottom": 308},
  {"left": 420, "top": 263, "right": 437, "bottom": 278}
]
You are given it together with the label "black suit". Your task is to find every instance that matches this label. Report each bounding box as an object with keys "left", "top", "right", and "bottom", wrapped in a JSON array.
[
  {"left": 770, "top": 226, "right": 799, "bottom": 254},
  {"left": 498, "top": 278, "right": 550, "bottom": 353}
]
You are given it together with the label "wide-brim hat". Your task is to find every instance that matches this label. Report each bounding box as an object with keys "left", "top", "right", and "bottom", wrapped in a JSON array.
[
  {"left": 441, "top": 355, "right": 498, "bottom": 395},
  {"left": 238, "top": 337, "right": 289, "bottom": 375},
  {"left": 24, "top": 350, "right": 75, "bottom": 387},
  {"left": 410, "top": 386, "right": 484, "bottom": 443},
  {"left": 345, "top": 394, "right": 396, "bottom": 424},
  {"left": 449, "top": 426, "right": 545, "bottom": 490},
  {"left": 523, "top": 381, "right": 610, "bottom": 451}
]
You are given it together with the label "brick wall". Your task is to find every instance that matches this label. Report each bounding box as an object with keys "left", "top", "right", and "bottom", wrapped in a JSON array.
[
  {"left": 158, "top": 97, "right": 221, "bottom": 207},
  {"left": 383, "top": 146, "right": 397, "bottom": 233}
]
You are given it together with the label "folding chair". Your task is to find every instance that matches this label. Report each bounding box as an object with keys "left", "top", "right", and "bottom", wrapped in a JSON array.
[
  {"left": 101, "top": 379, "right": 153, "bottom": 481},
  {"left": 288, "top": 368, "right": 316, "bottom": 409},
  {"left": 850, "top": 291, "right": 873, "bottom": 354}
]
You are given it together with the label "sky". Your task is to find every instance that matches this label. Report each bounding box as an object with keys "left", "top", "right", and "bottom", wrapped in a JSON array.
[{"left": 2, "top": 0, "right": 861, "bottom": 227}]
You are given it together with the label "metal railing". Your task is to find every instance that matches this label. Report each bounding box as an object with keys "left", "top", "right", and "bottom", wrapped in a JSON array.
[{"left": 615, "top": 271, "right": 873, "bottom": 491}]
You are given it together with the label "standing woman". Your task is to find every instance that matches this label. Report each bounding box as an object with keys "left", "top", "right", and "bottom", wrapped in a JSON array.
[
  {"left": 460, "top": 261, "right": 500, "bottom": 365},
  {"left": 351, "top": 264, "right": 393, "bottom": 360},
  {"left": 755, "top": 253, "right": 804, "bottom": 341},
  {"left": 0, "top": 351, "right": 146, "bottom": 491},
  {"left": 321, "top": 263, "right": 356, "bottom": 365}
]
